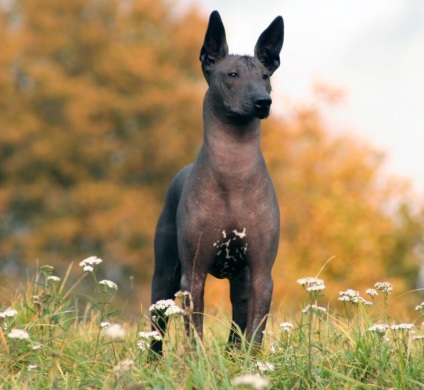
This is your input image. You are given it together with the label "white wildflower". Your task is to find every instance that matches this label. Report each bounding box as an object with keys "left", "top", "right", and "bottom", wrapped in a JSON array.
[
  {"left": 374, "top": 282, "right": 393, "bottom": 294},
  {"left": 28, "top": 365, "right": 38, "bottom": 371},
  {"left": 79, "top": 256, "right": 102, "bottom": 272},
  {"left": 0, "top": 308, "right": 18, "bottom": 318},
  {"left": 8, "top": 329, "right": 30, "bottom": 340},
  {"left": 31, "top": 344, "right": 43, "bottom": 350},
  {"left": 338, "top": 295, "right": 350, "bottom": 302},
  {"left": 368, "top": 324, "right": 389, "bottom": 334},
  {"left": 165, "top": 304, "right": 184, "bottom": 316},
  {"left": 100, "top": 321, "right": 111, "bottom": 328},
  {"left": 339, "top": 289, "right": 372, "bottom": 305},
  {"left": 366, "top": 288, "right": 379, "bottom": 297},
  {"left": 137, "top": 339, "right": 149, "bottom": 351},
  {"left": 297, "top": 277, "right": 325, "bottom": 292},
  {"left": 231, "top": 374, "right": 269, "bottom": 389},
  {"left": 391, "top": 323, "right": 414, "bottom": 332},
  {"left": 47, "top": 275, "right": 61, "bottom": 283},
  {"left": 412, "top": 335, "right": 424, "bottom": 341},
  {"left": 99, "top": 280, "right": 118, "bottom": 290},
  {"left": 137, "top": 330, "right": 161, "bottom": 351},
  {"left": 256, "top": 361, "right": 275, "bottom": 373},
  {"left": 297, "top": 277, "right": 325, "bottom": 291},
  {"left": 339, "top": 289, "right": 359, "bottom": 300},
  {"left": 360, "top": 298, "right": 373, "bottom": 306},
  {"left": 103, "top": 323, "right": 126, "bottom": 339},
  {"left": 302, "top": 304, "right": 327, "bottom": 314},
  {"left": 149, "top": 299, "right": 184, "bottom": 316},
  {"left": 149, "top": 299, "right": 175, "bottom": 311},
  {"left": 270, "top": 340, "right": 281, "bottom": 354},
  {"left": 40, "top": 265, "right": 54, "bottom": 272},
  {"left": 139, "top": 331, "right": 161, "bottom": 340},
  {"left": 279, "top": 322, "right": 294, "bottom": 332},
  {"left": 175, "top": 291, "right": 190, "bottom": 298},
  {"left": 415, "top": 302, "right": 424, "bottom": 311}
]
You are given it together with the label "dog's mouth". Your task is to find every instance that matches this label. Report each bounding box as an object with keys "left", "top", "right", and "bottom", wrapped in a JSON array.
[
  {"left": 254, "top": 105, "right": 271, "bottom": 119},
  {"left": 255, "top": 109, "right": 270, "bottom": 119}
]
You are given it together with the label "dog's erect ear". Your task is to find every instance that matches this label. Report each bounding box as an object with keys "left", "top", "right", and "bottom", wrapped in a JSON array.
[
  {"left": 254, "top": 16, "right": 284, "bottom": 75},
  {"left": 200, "top": 11, "right": 228, "bottom": 80}
]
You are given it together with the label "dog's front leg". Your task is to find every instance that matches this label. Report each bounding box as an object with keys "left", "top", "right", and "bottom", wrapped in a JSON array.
[
  {"left": 180, "top": 269, "right": 207, "bottom": 342},
  {"left": 228, "top": 266, "right": 250, "bottom": 346},
  {"left": 246, "top": 268, "right": 274, "bottom": 347}
]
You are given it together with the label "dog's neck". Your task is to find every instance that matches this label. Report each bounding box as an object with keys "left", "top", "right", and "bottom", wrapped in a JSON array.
[{"left": 200, "top": 92, "right": 263, "bottom": 176}]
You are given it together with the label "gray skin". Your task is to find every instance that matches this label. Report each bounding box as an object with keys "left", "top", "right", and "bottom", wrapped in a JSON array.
[{"left": 151, "top": 10, "right": 284, "bottom": 356}]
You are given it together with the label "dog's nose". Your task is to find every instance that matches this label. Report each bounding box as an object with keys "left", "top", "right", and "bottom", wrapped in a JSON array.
[{"left": 254, "top": 97, "right": 272, "bottom": 111}]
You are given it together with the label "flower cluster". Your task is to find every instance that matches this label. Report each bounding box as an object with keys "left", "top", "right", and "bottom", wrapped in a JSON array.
[
  {"left": 47, "top": 275, "right": 61, "bottom": 283},
  {"left": 8, "top": 329, "right": 30, "bottom": 340},
  {"left": 79, "top": 256, "right": 103, "bottom": 272},
  {"left": 40, "top": 265, "right": 54, "bottom": 273},
  {"left": 256, "top": 361, "right": 275, "bottom": 373},
  {"left": 175, "top": 291, "right": 191, "bottom": 299},
  {"left": 365, "top": 288, "right": 379, "bottom": 297},
  {"left": 103, "top": 323, "right": 126, "bottom": 339},
  {"left": 270, "top": 340, "right": 282, "bottom": 354},
  {"left": 149, "top": 299, "right": 184, "bottom": 317},
  {"left": 279, "top": 322, "right": 294, "bottom": 332},
  {"left": 302, "top": 304, "right": 327, "bottom": 314},
  {"left": 137, "top": 330, "right": 161, "bottom": 351},
  {"left": 99, "top": 280, "right": 118, "bottom": 291},
  {"left": 391, "top": 323, "right": 414, "bottom": 332},
  {"left": 374, "top": 281, "right": 393, "bottom": 295},
  {"left": 415, "top": 302, "right": 424, "bottom": 312},
  {"left": 368, "top": 324, "right": 389, "bottom": 334},
  {"left": 0, "top": 308, "right": 18, "bottom": 318},
  {"left": 338, "top": 289, "right": 372, "bottom": 305},
  {"left": 231, "top": 374, "right": 269, "bottom": 390},
  {"left": 297, "top": 277, "right": 326, "bottom": 292}
]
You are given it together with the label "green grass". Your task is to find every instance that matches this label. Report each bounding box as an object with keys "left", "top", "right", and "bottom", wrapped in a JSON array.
[{"left": 0, "top": 261, "right": 423, "bottom": 389}]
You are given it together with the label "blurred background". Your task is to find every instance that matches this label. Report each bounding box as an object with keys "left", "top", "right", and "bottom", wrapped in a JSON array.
[{"left": 0, "top": 0, "right": 423, "bottom": 317}]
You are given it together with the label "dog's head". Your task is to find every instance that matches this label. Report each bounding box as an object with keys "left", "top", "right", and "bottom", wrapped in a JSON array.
[{"left": 199, "top": 11, "right": 284, "bottom": 122}]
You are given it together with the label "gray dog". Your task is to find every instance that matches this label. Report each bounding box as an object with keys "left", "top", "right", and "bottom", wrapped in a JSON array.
[{"left": 151, "top": 10, "right": 284, "bottom": 356}]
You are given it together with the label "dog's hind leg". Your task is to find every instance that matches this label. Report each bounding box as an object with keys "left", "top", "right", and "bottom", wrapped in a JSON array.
[
  {"left": 150, "top": 166, "right": 191, "bottom": 357},
  {"left": 150, "top": 215, "right": 180, "bottom": 356}
]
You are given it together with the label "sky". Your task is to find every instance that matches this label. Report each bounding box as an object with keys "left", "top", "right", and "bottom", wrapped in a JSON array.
[{"left": 178, "top": 0, "right": 424, "bottom": 196}]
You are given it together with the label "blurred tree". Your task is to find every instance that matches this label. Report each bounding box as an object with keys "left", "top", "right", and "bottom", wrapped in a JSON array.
[
  {"left": 261, "top": 108, "right": 424, "bottom": 307},
  {"left": 0, "top": 0, "right": 205, "bottom": 284},
  {"left": 0, "top": 0, "right": 422, "bottom": 310}
]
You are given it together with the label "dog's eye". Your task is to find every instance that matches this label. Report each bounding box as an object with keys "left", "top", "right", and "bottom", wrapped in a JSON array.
[
  {"left": 228, "top": 72, "right": 238, "bottom": 78},
  {"left": 262, "top": 74, "right": 270, "bottom": 80}
]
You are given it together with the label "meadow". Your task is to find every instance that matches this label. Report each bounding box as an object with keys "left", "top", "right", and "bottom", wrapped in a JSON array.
[{"left": 0, "top": 257, "right": 423, "bottom": 389}]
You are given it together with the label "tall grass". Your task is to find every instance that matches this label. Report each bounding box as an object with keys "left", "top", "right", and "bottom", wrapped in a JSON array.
[{"left": 0, "top": 258, "right": 423, "bottom": 389}]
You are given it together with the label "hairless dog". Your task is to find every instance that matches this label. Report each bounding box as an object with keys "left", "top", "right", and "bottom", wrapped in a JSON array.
[{"left": 151, "top": 10, "right": 284, "bottom": 356}]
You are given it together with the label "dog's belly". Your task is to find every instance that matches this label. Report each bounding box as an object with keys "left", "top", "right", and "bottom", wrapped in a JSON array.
[{"left": 208, "top": 228, "right": 248, "bottom": 279}]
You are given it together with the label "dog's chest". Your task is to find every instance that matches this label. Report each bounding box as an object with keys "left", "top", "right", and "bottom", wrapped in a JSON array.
[{"left": 208, "top": 228, "right": 248, "bottom": 279}]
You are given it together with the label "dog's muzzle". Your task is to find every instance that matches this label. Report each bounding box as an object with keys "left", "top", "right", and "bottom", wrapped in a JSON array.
[{"left": 254, "top": 96, "right": 272, "bottom": 119}]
